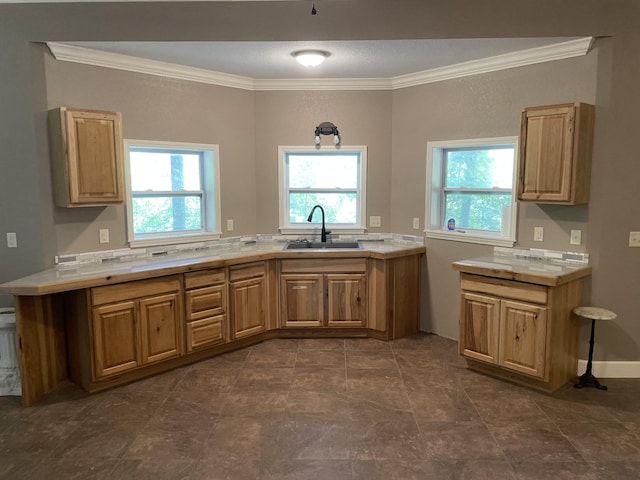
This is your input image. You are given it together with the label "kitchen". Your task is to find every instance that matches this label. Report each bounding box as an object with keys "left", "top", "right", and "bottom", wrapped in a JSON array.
[{"left": 1, "top": 1, "right": 639, "bottom": 478}]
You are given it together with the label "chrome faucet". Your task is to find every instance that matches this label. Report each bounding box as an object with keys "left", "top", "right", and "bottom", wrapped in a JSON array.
[{"left": 307, "top": 204, "right": 331, "bottom": 242}]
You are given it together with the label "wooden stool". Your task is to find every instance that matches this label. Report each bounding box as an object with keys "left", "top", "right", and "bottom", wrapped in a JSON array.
[{"left": 573, "top": 306, "right": 617, "bottom": 390}]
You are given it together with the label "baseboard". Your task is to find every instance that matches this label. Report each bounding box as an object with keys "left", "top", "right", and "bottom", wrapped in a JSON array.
[{"left": 577, "top": 360, "right": 640, "bottom": 378}]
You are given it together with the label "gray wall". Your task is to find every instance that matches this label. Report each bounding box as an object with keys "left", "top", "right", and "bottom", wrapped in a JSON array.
[{"left": 1, "top": 1, "right": 639, "bottom": 365}]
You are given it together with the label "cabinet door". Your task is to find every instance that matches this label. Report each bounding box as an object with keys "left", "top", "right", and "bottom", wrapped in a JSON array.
[
  {"left": 63, "top": 109, "right": 124, "bottom": 206},
  {"left": 139, "top": 293, "right": 182, "bottom": 364},
  {"left": 459, "top": 292, "right": 499, "bottom": 364},
  {"left": 186, "top": 315, "right": 226, "bottom": 352},
  {"left": 229, "top": 276, "right": 266, "bottom": 339},
  {"left": 498, "top": 300, "right": 547, "bottom": 378},
  {"left": 518, "top": 105, "right": 575, "bottom": 202},
  {"left": 326, "top": 274, "right": 367, "bottom": 327},
  {"left": 92, "top": 301, "right": 140, "bottom": 378},
  {"left": 280, "top": 274, "right": 324, "bottom": 327}
]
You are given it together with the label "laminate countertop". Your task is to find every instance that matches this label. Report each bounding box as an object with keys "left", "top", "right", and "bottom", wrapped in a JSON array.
[
  {"left": 452, "top": 256, "right": 591, "bottom": 287},
  {"left": 0, "top": 240, "right": 425, "bottom": 296}
]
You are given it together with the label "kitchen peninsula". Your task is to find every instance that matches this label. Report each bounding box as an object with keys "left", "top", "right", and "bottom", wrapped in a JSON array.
[{"left": 0, "top": 235, "right": 425, "bottom": 406}]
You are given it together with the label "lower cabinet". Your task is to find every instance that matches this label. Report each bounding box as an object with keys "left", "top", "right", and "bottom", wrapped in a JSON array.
[
  {"left": 184, "top": 268, "right": 227, "bottom": 351},
  {"left": 458, "top": 272, "right": 582, "bottom": 392},
  {"left": 90, "top": 276, "right": 183, "bottom": 380},
  {"left": 229, "top": 262, "right": 267, "bottom": 339},
  {"left": 280, "top": 259, "right": 367, "bottom": 328}
]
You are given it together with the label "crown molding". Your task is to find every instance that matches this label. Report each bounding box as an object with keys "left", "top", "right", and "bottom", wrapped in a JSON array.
[{"left": 47, "top": 37, "right": 593, "bottom": 92}]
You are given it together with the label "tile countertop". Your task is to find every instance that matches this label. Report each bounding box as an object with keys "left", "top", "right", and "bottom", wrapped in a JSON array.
[
  {"left": 0, "top": 239, "right": 426, "bottom": 296},
  {"left": 452, "top": 255, "right": 592, "bottom": 287}
]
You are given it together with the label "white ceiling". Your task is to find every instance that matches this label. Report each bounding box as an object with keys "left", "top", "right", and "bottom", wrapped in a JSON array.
[{"left": 63, "top": 38, "right": 582, "bottom": 80}]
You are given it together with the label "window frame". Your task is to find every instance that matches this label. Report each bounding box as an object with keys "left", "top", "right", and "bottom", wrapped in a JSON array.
[
  {"left": 124, "top": 139, "right": 222, "bottom": 247},
  {"left": 425, "top": 136, "right": 518, "bottom": 247},
  {"left": 278, "top": 145, "right": 367, "bottom": 235}
]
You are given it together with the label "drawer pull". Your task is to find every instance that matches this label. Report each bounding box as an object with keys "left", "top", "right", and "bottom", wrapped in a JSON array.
[{"left": 292, "top": 286, "right": 308, "bottom": 290}]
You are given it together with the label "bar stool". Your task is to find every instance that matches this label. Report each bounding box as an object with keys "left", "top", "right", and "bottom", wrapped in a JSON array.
[{"left": 573, "top": 306, "right": 617, "bottom": 390}]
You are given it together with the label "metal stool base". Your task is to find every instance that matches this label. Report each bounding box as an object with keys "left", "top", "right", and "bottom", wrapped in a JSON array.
[{"left": 574, "top": 372, "right": 608, "bottom": 390}]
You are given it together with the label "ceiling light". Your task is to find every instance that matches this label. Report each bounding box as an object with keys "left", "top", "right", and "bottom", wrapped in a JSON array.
[{"left": 293, "top": 50, "right": 329, "bottom": 67}]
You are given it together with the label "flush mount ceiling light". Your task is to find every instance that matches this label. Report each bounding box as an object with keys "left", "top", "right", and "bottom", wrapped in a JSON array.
[
  {"left": 314, "top": 121, "right": 340, "bottom": 146},
  {"left": 293, "top": 50, "right": 329, "bottom": 67}
]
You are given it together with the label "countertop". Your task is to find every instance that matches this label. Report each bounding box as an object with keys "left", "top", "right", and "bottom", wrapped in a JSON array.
[
  {"left": 0, "top": 240, "right": 426, "bottom": 296},
  {"left": 452, "top": 255, "right": 592, "bottom": 286}
]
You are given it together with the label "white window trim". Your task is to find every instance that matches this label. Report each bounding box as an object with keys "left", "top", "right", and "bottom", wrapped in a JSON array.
[
  {"left": 124, "top": 139, "right": 222, "bottom": 248},
  {"left": 278, "top": 145, "right": 367, "bottom": 235},
  {"left": 425, "top": 136, "right": 518, "bottom": 247}
]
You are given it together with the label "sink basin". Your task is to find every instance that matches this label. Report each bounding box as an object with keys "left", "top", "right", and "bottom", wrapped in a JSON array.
[{"left": 285, "top": 241, "right": 361, "bottom": 250}]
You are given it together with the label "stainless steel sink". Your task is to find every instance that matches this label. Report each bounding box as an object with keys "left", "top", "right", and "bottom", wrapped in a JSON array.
[{"left": 285, "top": 241, "right": 361, "bottom": 250}]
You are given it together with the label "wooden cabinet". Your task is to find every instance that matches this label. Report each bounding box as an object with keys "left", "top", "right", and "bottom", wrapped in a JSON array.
[
  {"left": 280, "top": 259, "right": 367, "bottom": 328},
  {"left": 517, "top": 102, "right": 595, "bottom": 204},
  {"left": 89, "top": 276, "right": 183, "bottom": 380},
  {"left": 49, "top": 107, "right": 124, "bottom": 207},
  {"left": 229, "top": 262, "right": 267, "bottom": 339},
  {"left": 458, "top": 273, "right": 583, "bottom": 392},
  {"left": 184, "top": 269, "right": 227, "bottom": 352}
]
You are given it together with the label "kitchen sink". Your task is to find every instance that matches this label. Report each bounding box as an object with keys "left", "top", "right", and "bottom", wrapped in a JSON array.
[{"left": 285, "top": 241, "right": 362, "bottom": 250}]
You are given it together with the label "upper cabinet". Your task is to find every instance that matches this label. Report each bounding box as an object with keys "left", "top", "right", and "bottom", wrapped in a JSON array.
[
  {"left": 49, "top": 107, "right": 125, "bottom": 207},
  {"left": 517, "top": 102, "right": 595, "bottom": 205}
]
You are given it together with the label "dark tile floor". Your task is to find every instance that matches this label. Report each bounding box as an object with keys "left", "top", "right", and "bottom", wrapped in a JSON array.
[{"left": 1, "top": 333, "right": 639, "bottom": 479}]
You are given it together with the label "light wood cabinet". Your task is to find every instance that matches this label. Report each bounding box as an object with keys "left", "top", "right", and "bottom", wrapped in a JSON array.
[
  {"left": 88, "top": 276, "right": 183, "bottom": 380},
  {"left": 458, "top": 273, "right": 582, "bottom": 392},
  {"left": 517, "top": 102, "right": 595, "bottom": 204},
  {"left": 280, "top": 259, "right": 367, "bottom": 328},
  {"left": 49, "top": 107, "right": 124, "bottom": 207},
  {"left": 229, "top": 262, "right": 267, "bottom": 339},
  {"left": 184, "top": 269, "right": 227, "bottom": 351}
]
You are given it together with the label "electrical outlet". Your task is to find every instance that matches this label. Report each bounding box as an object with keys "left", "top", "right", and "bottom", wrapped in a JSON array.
[
  {"left": 412, "top": 218, "right": 420, "bottom": 230},
  {"left": 369, "top": 216, "right": 381, "bottom": 228},
  {"left": 629, "top": 232, "right": 640, "bottom": 247},
  {"left": 570, "top": 229, "right": 582, "bottom": 245},
  {"left": 534, "top": 227, "right": 544, "bottom": 242},
  {"left": 6, "top": 232, "right": 17, "bottom": 248},
  {"left": 227, "top": 219, "right": 234, "bottom": 231},
  {"left": 99, "top": 229, "right": 109, "bottom": 244}
]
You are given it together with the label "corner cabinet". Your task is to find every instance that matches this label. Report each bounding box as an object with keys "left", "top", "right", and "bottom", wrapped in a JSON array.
[
  {"left": 457, "top": 272, "right": 584, "bottom": 392},
  {"left": 48, "top": 107, "right": 125, "bottom": 207},
  {"left": 517, "top": 102, "right": 595, "bottom": 204}
]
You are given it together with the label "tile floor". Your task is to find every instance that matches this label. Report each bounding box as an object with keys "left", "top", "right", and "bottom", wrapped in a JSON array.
[{"left": 1, "top": 333, "right": 639, "bottom": 479}]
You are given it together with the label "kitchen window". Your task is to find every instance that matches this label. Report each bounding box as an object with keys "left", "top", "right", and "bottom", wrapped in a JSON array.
[
  {"left": 124, "top": 139, "right": 221, "bottom": 247},
  {"left": 425, "top": 137, "right": 518, "bottom": 246},
  {"left": 278, "top": 146, "right": 367, "bottom": 234}
]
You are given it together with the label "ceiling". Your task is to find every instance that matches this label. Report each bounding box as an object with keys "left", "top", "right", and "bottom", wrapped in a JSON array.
[{"left": 61, "top": 38, "right": 583, "bottom": 81}]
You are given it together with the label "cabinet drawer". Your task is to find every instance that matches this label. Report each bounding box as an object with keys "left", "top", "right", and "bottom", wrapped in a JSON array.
[
  {"left": 280, "top": 258, "right": 367, "bottom": 274},
  {"left": 186, "top": 284, "right": 226, "bottom": 319},
  {"left": 229, "top": 262, "right": 265, "bottom": 281},
  {"left": 184, "top": 269, "right": 226, "bottom": 289},
  {"left": 186, "top": 315, "right": 226, "bottom": 351},
  {"left": 460, "top": 274, "right": 547, "bottom": 305},
  {"left": 92, "top": 276, "right": 181, "bottom": 306}
]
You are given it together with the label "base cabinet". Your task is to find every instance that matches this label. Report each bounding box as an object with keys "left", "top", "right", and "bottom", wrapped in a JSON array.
[
  {"left": 229, "top": 262, "right": 267, "bottom": 339},
  {"left": 184, "top": 269, "right": 227, "bottom": 351},
  {"left": 280, "top": 259, "right": 367, "bottom": 328},
  {"left": 461, "top": 292, "right": 547, "bottom": 379},
  {"left": 458, "top": 273, "right": 581, "bottom": 392}
]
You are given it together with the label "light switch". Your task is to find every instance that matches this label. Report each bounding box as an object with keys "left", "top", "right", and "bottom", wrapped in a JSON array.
[
  {"left": 412, "top": 218, "right": 420, "bottom": 230},
  {"left": 570, "top": 230, "right": 582, "bottom": 245},
  {"left": 370, "top": 216, "right": 381, "bottom": 228},
  {"left": 227, "top": 219, "right": 234, "bottom": 231},
  {"left": 534, "top": 227, "right": 544, "bottom": 242},
  {"left": 630, "top": 232, "right": 640, "bottom": 247},
  {"left": 6, "top": 232, "right": 17, "bottom": 248}
]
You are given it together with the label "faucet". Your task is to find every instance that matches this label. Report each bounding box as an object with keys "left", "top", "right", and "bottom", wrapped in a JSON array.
[{"left": 307, "top": 204, "right": 331, "bottom": 242}]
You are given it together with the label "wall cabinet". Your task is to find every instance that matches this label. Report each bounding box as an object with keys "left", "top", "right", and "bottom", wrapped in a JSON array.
[
  {"left": 184, "top": 268, "right": 227, "bottom": 352},
  {"left": 280, "top": 259, "right": 367, "bottom": 328},
  {"left": 458, "top": 273, "right": 583, "bottom": 392},
  {"left": 49, "top": 107, "right": 124, "bottom": 207},
  {"left": 229, "top": 262, "right": 267, "bottom": 339},
  {"left": 517, "top": 102, "right": 595, "bottom": 204}
]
